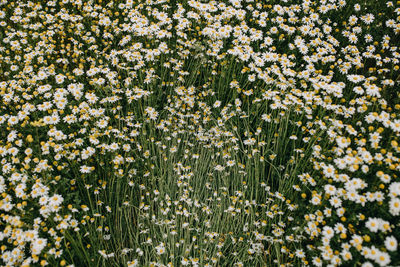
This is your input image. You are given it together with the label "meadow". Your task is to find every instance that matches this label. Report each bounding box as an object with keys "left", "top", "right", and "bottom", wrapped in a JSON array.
[{"left": 0, "top": 0, "right": 400, "bottom": 266}]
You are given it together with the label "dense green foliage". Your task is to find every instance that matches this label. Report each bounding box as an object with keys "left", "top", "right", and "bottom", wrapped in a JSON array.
[{"left": 1, "top": 0, "right": 400, "bottom": 266}]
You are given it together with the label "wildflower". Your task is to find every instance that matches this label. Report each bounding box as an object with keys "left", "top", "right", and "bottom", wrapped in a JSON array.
[
  {"left": 389, "top": 198, "right": 400, "bottom": 215},
  {"left": 155, "top": 243, "right": 166, "bottom": 255},
  {"left": 80, "top": 165, "right": 93, "bottom": 174},
  {"left": 365, "top": 218, "right": 381, "bottom": 233},
  {"left": 128, "top": 259, "right": 139, "bottom": 267},
  {"left": 181, "top": 258, "right": 190, "bottom": 265},
  {"left": 375, "top": 251, "right": 391, "bottom": 266},
  {"left": 295, "top": 249, "right": 305, "bottom": 258},
  {"left": 31, "top": 238, "right": 47, "bottom": 255},
  {"left": 384, "top": 236, "right": 398, "bottom": 252}
]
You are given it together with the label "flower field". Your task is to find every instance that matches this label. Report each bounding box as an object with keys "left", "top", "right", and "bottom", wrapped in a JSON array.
[{"left": 1, "top": 0, "right": 400, "bottom": 266}]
